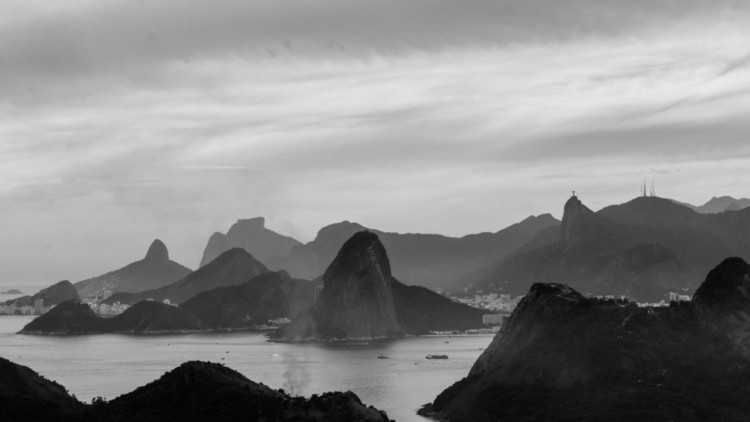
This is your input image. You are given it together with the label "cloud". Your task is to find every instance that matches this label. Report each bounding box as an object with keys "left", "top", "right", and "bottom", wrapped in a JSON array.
[{"left": 1, "top": 1, "right": 750, "bottom": 283}]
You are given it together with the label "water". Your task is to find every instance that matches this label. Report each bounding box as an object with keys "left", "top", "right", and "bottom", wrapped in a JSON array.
[{"left": 0, "top": 317, "right": 493, "bottom": 422}]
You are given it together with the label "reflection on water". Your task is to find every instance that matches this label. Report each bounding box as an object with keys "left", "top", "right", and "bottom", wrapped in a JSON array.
[{"left": 0, "top": 316, "right": 493, "bottom": 422}]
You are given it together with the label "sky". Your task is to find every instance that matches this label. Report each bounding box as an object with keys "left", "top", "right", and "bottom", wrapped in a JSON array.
[{"left": 2, "top": 0, "right": 750, "bottom": 284}]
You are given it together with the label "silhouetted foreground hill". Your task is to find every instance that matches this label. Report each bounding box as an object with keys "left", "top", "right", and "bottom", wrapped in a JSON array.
[
  {"left": 473, "top": 195, "right": 750, "bottom": 301},
  {"left": 421, "top": 257, "right": 750, "bottom": 422},
  {"left": 105, "top": 248, "right": 269, "bottom": 305},
  {"left": 75, "top": 240, "right": 192, "bottom": 299},
  {"left": 19, "top": 300, "right": 208, "bottom": 334},
  {"left": 278, "top": 231, "right": 484, "bottom": 341},
  {"left": 0, "top": 359, "right": 392, "bottom": 422},
  {"left": 0, "top": 357, "right": 83, "bottom": 422}
]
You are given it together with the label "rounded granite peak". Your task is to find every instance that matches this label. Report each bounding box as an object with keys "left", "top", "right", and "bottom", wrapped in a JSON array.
[{"left": 144, "top": 239, "right": 169, "bottom": 263}]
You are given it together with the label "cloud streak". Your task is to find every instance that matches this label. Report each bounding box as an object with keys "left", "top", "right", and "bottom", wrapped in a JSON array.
[{"left": 1, "top": 0, "right": 750, "bottom": 283}]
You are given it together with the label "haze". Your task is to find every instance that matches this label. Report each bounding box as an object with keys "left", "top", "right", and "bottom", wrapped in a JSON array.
[{"left": 2, "top": 0, "right": 750, "bottom": 284}]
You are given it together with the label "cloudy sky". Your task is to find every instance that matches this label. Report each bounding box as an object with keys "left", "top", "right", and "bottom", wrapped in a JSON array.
[{"left": 2, "top": 0, "right": 750, "bottom": 284}]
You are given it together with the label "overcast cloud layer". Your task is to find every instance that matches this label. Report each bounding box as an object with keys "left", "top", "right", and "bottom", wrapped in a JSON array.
[{"left": 2, "top": 0, "right": 750, "bottom": 284}]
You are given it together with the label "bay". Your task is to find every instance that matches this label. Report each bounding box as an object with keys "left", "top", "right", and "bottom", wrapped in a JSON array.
[{"left": 0, "top": 316, "right": 493, "bottom": 422}]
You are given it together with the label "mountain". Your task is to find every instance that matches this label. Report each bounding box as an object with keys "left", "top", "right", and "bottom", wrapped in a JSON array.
[
  {"left": 676, "top": 196, "right": 750, "bottom": 214},
  {"left": 75, "top": 239, "right": 192, "bottom": 299},
  {"left": 473, "top": 195, "right": 750, "bottom": 301},
  {"left": 421, "top": 258, "right": 750, "bottom": 422},
  {"left": 199, "top": 217, "right": 302, "bottom": 268},
  {"left": 19, "top": 300, "right": 208, "bottom": 335},
  {"left": 310, "top": 230, "right": 404, "bottom": 339},
  {"left": 0, "top": 358, "right": 391, "bottom": 422},
  {"left": 4, "top": 280, "right": 80, "bottom": 308},
  {"left": 0, "top": 356, "right": 83, "bottom": 422},
  {"left": 180, "top": 271, "right": 315, "bottom": 329},
  {"left": 278, "top": 231, "right": 485, "bottom": 341},
  {"left": 104, "top": 248, "right": 269, "bottom": 305},
  {"left": 274, "top": 214, "right": 559, "bottom": 291}
]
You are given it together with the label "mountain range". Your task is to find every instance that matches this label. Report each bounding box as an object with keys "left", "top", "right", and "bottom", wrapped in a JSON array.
[
  {"left": 468, "top": 194, "right": 750, "bottom": 301},
  {"left": 674, "top": 195, "right": 750, "bottom": 214},
  {"left": 200, "top": 214, "right": 559, "bottom": 291},
  {"left": 104, "top": 248, "right": 269, "bottom": 305}
]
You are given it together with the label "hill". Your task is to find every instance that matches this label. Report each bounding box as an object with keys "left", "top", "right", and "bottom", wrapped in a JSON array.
[
  {"left": 4, "top": 280, "right": 80, "bottom": 308},
  {"left": 180, "top": 271, "right": 315, "bottom": 329},
  {"left": 199, "top": 217, "right": 302, "bottom": 268},
  {"left": 19, "top": 300, "right": 208, "bottom": 335},
  {"left": 0, "top": 358, "right": 391, "bottom": 422},
  {"left": 105, "top": 248, "right": 269, "bottom": 305},
  {"left": 0, "top": 357, "right": 83, "bottom": 422},
  {"left": 75, "top": 239, "right": 192, "bottom": 299},
  {"left": 421, "top": 257, "right": 750, "bottom": 422}
]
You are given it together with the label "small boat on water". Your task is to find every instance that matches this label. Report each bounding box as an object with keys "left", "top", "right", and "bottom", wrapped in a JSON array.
[
  {"left": 377, "top": 354, "right": 389, "bottom": 359},
  {"left": 426, "top": 354, "right": 448, "bottom": 360}
]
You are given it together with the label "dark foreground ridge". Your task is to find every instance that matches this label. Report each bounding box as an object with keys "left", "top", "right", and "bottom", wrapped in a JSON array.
[
  {"left": 0, "top": 358, "right": 393, "bottom": 422},
  {"left": 421, "top": 257, "right": 750, "bottom": 422}
]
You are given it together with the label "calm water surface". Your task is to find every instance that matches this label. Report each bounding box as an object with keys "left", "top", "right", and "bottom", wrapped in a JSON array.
[{"left": 0, "top": 316, "right": 493, "bottom": 422}]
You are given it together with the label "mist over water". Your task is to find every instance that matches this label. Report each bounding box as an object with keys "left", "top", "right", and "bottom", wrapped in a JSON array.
[{"left": 0, "top": 317, "right": 492, "bottom": 422}]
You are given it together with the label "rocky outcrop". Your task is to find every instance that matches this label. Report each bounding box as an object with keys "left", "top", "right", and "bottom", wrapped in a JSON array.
[
  {"left": 104, "top": 248, "right": 269, "bottom": 306},
  {"left": 19, "top": 300, "right": 208, "bottom": 335},
  {"left": 278, "top": 231, "right": 485, "bottom": 341},
  {"left": 181, "top": 271, "right": 315, "bottom": 329},
  {"left": 276, "top": 215, "right": 560, "bottom": 291},
  {"left": 422, "top": 258, "right": 750, "bottom": 422},
  {"left": 313, "top": 231, "right": 404, "bottom": 339},
  {"left": 0, "top": 358, "right": 392, "bottom": 422},
  {"left": 75, "top": 239, "right": 192, "bottom": 298},
  {"left": 199, "top": 217, "right": 302, "bottom": 268}
]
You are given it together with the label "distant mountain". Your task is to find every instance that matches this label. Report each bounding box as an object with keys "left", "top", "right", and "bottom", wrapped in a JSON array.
[
  {"left": 104, "top": 248, "right": 269, "bottom": 305},
  {"left": 0, "top": 358, "right": 391, "bottom": 422},
  {"left": 75, "top": 239, "right": 192, "bottom": 299},
  {"left": 19, "top": 300, "right": 208, "bottom": 335},
  {"left": 4, "top": 280, "right": 80, "bottom": 308},
  {"left": 274, "top": 214, "right": 559, "bottom": 291},
  {"left": 278, "top": 231, "right": 485, "bottom": 341},
  {"left": 0, "top": 356, "right": 83, "bottom": 421},
  {"left": 421, "top": 258, "right": 750, "bottom": 422},
  {"left": 180, "top": 271, "right": 315, "bottom": 329},
  {"left": 473, "top": 195, "right": 750, "bottom": 301},
  {"left": 674, "top": 195, "right": 750, "bottom": 214},
  {"left": 199, "top": 217, "right": 302, "bottom": 268}
]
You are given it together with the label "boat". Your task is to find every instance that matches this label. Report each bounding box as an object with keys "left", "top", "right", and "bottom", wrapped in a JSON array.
[
  {"left": 426, "top": 354, "right": 448, "bottom": 360},
  {"left": 377, "top": 354, "right": 389, "bottom": 359}
]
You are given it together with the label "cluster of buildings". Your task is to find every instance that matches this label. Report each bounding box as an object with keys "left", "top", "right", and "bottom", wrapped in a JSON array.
[
  {"left": 454, "top": 293, "right": 523, "bottom": 313},
  {"left": 0, "top": 298, "right": 47, "bottom": 315},
  {"left": 83, "top": 298, "right": 130, "bottom": 316}
]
